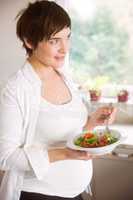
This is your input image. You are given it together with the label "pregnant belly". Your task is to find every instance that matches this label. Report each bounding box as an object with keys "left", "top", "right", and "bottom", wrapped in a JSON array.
[
  {"left": 23, "top": 160, "right": 93, "bottom": 197},
  {"left": 45, "top": 159, "right": 93, "bottom": 189}
]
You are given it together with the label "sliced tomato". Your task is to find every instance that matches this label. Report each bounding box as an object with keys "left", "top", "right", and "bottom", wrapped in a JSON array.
[{"left": 84, "top": 133, "right": 94, "bottom": 139}]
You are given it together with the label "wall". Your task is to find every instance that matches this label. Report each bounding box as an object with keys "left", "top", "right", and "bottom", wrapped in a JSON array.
[{"left": 0, "top": 0, "right": 36, "bottom": 84}]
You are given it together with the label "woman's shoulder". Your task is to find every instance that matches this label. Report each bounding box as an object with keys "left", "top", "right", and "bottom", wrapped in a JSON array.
[
  {"left": 0, "top": 66, "right": 33, "bottom": 103},
  {"left": 3, "top": 69, "right": 30, "bottom": 92},
  {"left": 3, "top": 60, "right": 39, "bottom": 92}
]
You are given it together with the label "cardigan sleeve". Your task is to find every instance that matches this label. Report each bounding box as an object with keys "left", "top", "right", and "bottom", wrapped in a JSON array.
[
  {"left": 0, "top": 83, "right": 50, "bottom": 178},
  {"left": 0, "top": 85, "right": 31, "bottom": 171}
]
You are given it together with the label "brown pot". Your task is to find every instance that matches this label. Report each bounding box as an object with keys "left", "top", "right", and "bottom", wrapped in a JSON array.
[
  {"left": 117, "top": 90, "right": 128, "bottom": 102},
  {"left": 89, "top": 90, "right": 101, "bottom": 101}
]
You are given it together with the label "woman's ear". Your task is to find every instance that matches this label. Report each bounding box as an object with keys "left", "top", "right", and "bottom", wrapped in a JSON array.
[{"left": 23, "top": 38, "right": 33, "bottom": 50}]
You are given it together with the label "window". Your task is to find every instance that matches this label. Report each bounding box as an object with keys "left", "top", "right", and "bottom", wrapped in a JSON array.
[{"left": 69, "top": 0, "right": 133, "bottom": 97}]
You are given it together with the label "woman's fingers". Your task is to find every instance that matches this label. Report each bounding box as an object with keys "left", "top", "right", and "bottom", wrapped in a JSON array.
[
  {"left": 108, "top": 107, "right": 117, "bottom": 124},
  {"left": 65, "top": 148, "right": 95, "bottom": 160},
  {"left": 98, "top": 106, "right": 117, "bottom": 124},
  {"left": 85, "top": 105, "right": 117, "bottom": 130}
]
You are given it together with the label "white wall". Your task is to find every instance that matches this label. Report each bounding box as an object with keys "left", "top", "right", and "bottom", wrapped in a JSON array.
[{"left": 0, "top": 0, "right": 35, "bottom": 84}]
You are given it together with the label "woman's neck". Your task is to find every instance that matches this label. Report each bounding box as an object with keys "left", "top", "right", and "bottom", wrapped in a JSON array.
[{"left": 28, "top": 56, "right": 57, "bottom": 81}]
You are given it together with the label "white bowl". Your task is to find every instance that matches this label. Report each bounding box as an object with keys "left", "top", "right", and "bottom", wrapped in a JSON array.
[{"left": 66, "top": 129, "right": 126, "bottom": 155}]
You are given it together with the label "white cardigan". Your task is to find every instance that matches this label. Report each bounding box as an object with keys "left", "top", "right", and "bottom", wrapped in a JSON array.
[{"left": 0, "top": 62, "right": 54, "bottom": 200}]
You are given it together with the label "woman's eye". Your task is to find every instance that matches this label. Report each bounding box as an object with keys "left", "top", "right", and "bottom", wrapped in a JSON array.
[{"left": 49, "top": 39, "right": 59, "bottom": 45}]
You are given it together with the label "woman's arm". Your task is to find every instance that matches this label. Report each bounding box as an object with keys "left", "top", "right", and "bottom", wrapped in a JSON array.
[
  {"left": 48, "top": 148, "right": 94, "bottom": 163},
  {"left": 83, "top": 106, "right": 117, "bottom": 131}
]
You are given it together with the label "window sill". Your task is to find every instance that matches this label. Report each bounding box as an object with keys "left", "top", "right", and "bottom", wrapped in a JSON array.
[{"left": 90, "top": 97, "right": 133, "bottom": 105}]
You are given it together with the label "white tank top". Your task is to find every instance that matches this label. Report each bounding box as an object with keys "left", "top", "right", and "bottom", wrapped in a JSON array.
[{"left": 22, "top": 76, "right": 93, "bottom": 197}]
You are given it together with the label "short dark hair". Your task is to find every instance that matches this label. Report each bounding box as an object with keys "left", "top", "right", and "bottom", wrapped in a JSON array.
[{"left": 16, "top": 0, "right": 71, "bottom": 56}]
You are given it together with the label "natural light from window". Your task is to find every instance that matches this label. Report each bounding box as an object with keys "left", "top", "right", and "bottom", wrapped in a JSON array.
[
  {"left": 70, "top": 0, "right": 97, "bottom": 21},
  {"left": 69, "top": 0, "right": 133, "bottom": 99}
]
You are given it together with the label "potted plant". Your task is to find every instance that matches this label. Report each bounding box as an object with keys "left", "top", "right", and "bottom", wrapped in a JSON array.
[
  {"left": 117, "top": 89, "right": 129, "bottom": 102},
  {"left": 89, "top": 89, "right": 101, "bottom": 101}
]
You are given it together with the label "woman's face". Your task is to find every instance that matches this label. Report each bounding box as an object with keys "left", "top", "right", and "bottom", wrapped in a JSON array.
[{"left": 32, "top": 27, "right": 71, "bottom": 69}]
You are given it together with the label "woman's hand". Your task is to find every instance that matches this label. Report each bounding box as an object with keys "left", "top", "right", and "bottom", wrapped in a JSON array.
[
  {"left": 84, "top": 105, "right": 117, "bottom": 131},
  {"left": 48, "top": 148, "right": 95, "bottom": 163}
]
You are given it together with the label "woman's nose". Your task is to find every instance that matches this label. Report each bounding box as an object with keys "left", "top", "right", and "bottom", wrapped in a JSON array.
[{"left": 59, "top": 40, "right": 69, "bottom": 54}]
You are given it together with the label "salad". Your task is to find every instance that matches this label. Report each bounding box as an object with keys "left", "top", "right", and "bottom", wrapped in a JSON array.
[{"left": 74, "top": 131, "right": 118, "bottom": 148}]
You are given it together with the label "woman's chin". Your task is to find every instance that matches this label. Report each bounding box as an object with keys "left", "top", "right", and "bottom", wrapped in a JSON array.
[{"left": 54, "top": 61, "right": 65, "bottom": 68}]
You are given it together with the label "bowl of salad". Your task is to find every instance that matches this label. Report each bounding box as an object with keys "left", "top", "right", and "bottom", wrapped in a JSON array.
[{"left": 66, "top": 129, "right": 126, "bottom": 155}]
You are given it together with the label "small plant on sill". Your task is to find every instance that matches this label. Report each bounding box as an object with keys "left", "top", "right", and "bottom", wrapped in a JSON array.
[
  {"left": 117, "top": 89, "right": 129, "bottom": 102},
  {"left": 89, "top": 89, "right": 101, "bottom": 101}
]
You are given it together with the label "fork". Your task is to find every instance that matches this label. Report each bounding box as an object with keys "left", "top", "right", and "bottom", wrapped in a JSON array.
[
  {"left": 105, "top": 116, "right": 111, "bottom": 133},
  {"left": 105, "top": 103, "right": 113, "bottom": 133}
]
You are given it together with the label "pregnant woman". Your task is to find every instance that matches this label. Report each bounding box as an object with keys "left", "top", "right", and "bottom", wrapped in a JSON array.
[{"left": 0, "top": 1, "right": 117, "bottom": 200}]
